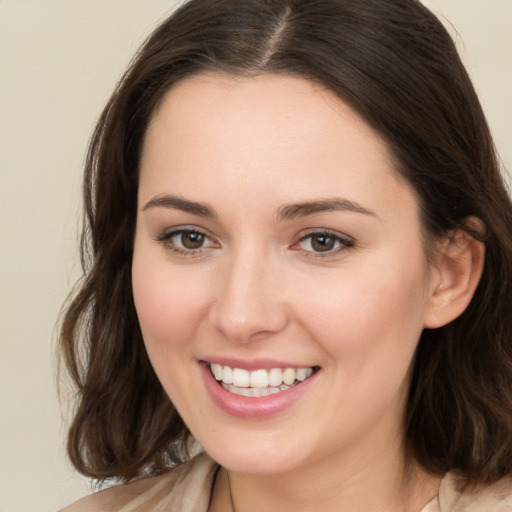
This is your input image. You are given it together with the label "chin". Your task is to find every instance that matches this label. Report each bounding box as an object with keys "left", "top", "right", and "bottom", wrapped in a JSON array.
[{"left": 197, "top": 428, "right": 309, "bottom": 476}]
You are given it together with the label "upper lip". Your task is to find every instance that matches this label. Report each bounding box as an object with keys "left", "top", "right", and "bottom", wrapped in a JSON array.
[{"left": 200, "top": 357, "right": 317, "bottom": 371}]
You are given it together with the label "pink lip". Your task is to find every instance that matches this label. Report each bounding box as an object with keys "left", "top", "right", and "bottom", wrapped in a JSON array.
[{"left": 199, "top": 362, "right": 319, "bottom": 419}]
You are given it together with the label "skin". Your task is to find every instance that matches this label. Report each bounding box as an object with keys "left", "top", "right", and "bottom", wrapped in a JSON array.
[{"left": 132, "top": 73, "right": 480, "bottom": 511}]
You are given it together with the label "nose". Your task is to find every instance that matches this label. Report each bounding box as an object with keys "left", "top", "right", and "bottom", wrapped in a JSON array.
[{"left": 208, "top": 249, "right": 289, "bottom": 344}]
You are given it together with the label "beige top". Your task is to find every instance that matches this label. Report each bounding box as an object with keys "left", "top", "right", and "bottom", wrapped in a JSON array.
[{"left": 60, "top": 453, "right": 512, "bottom": 512}]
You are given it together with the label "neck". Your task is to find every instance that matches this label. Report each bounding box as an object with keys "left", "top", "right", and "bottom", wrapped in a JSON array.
[
  {"left": 209, "top": 389, "right": 441, "bottom": 512},
  {"left": 210, "top": 437, "right": 441, "bottom": 512}
]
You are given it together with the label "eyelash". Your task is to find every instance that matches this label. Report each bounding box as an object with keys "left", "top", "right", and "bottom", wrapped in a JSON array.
[
  {"left": 155, "top": 227, "right": 218, "bottom": 256},
  {"left": 155, "top": 227, "right": 355, "bottom": 258},
  {"left": 293, "top": 230, "right": 355, "bottom": 259}
]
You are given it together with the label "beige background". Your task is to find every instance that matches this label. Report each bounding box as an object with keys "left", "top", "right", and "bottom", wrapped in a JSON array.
[{"left": 0, "top": 1, "right": 510, "bottom": 511}]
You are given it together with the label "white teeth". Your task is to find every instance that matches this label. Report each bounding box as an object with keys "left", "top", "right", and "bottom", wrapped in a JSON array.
[
  {"left": 222, "top": 365, "right": 233, "bottom": 384},
  {"left": 268, "top": 368, "right": 283, "bottom": 387},
  {"left": 282, "top": 368, "right": 296, "bottom": 385},
  {"left": 210, "top": 363, "right": 315, "bottom": 395},
  {"left": 212, "top": 363, "right": 223, "bottom": 380},
  {"left": 223, "top": 384, "right": 290, "bottom": 397},
  {"left": 250, "top": 369, "right": 269, "bottom": 388},
  {"left": 232, "top": 368, "right": 250, "bottom": 388},
  {"left": 296, "top": 368, "right": 310, "bottom": 381}
]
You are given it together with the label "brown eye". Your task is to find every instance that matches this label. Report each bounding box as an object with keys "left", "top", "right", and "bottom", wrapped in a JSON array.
[
  {"left": 181, "top": 231, "right": 205, "bottom": 249},
  {"left": 310, "top": 234, "right": 336, "bottom": 252},
  {"left": 157, "top": 228, "right": 216, "bottom": 255},
  {"left": 296, "top": 230, "right": 354, "bottom": 256}
]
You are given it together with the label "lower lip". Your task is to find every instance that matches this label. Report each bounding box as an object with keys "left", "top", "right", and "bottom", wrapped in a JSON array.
[{"left": 199, "top": 363, "right": 318, "bottom": 419}]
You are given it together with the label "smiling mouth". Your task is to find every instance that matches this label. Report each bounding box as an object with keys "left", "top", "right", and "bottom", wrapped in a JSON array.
[{"left": 208, "top": 363, "right": 319, "bottom": 397}]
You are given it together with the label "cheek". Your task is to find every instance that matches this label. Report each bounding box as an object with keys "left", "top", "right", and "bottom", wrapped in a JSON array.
[
  {"left": 131, "top": 249, "right": 211, "bottom": 353},
  {"left": 293, "top": 253, "right": 429, "bottom": 365}
]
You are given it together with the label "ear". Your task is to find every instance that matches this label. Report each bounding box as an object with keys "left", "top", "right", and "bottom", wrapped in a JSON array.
[{"left": 423, "top": 217, "right": 486, "bottom": 329}]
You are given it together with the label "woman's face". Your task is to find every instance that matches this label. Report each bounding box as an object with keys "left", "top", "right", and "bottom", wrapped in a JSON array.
[{"left": 132, "top": 73, "right": 437, "bottom": 476}]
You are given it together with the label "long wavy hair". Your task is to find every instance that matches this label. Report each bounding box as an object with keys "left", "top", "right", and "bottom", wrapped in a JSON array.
[{"left": 60, "top": 0, "right": 512, "bottom": 485}]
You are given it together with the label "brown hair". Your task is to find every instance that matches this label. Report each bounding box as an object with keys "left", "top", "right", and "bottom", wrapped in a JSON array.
[{"left": 60, "top": 0, "right": 512, "bottom": 485}]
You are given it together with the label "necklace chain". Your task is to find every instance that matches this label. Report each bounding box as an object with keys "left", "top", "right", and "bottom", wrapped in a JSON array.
[{"left": 226, "top": 470, "right": 236, "bottom": 512}]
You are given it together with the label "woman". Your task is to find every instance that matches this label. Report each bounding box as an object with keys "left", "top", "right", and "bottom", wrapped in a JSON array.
[{"left": 60, "top": 0, "right": 512, "bottom": 510}]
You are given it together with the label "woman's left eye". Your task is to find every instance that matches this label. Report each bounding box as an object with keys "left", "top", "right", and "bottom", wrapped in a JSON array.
[{"left": 294, "top": 230, "right": 354, "bottom": 255}]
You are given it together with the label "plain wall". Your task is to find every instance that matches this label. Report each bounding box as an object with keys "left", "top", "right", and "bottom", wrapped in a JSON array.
[{"left": 0, "top": 1, "right": 510, "bottom": 510}]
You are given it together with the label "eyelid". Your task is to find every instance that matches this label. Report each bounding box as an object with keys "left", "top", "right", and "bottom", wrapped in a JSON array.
[
  {"left": 291, "top": 228, "right": 355, "bottom": 258},
  {"left": 154, "top": 225, "right": 220, "bottom": 255}
]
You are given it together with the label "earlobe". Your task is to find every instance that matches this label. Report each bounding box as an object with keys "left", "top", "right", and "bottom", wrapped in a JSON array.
[{"left": 423, "top": 218, "right": 486, "bottom": 329}]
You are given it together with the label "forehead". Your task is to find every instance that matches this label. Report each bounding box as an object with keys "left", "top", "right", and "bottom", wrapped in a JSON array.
[
  {"left": 143, "top": 72, "right": 389, "bottom": 163},
  {"left": 139, "top": 72, "right": 417, "bottom": 222}
]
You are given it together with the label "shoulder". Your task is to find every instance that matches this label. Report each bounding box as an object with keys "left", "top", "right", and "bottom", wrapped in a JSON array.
[
  {"left": 437, "top": 473, "right": 512, "bottom": 511},
  {"left": 58, "top": 474, "right": 169, "bottom": 512},
  {"left": 59, "top": 452, "right": 218, "bottom": 512}
]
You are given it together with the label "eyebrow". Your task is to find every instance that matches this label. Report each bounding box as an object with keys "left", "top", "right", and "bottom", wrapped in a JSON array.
[
  {"left": 142, "top": 194, "right": 375, "bottom": 220},
  {"left": 142, "top": 195, "right": 217, "bottom": 218},
  {"left": 277, "top": 198, "right": 376, "bottom": 221}
]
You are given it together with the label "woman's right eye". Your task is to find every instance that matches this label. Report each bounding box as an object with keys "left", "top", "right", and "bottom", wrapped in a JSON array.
[{"left": 155, "top": 228, "right": 218, "bottom": 255}]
